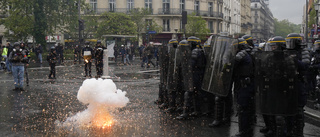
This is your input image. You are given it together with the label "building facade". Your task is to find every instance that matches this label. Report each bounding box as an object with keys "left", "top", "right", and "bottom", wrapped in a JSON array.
[
  {"left": 85, "top": 0, "right": 224, "bottom": 43},
  {"left": 230, "top": 0, "right": 241, "bottom": 36},
  {"left": 240, "top": 0, "right": 252, "bottom": 35},
  {"left": 251, "top": 0, "right": 274, "bottom": 43}
]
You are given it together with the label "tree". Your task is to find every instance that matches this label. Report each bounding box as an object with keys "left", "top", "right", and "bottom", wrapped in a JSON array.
[
  {"left": 185, "top": 13, "right": 210, "bottom": 39},
  {"left": 274, "top": 18, "right": 301, "bottom": 38},
  {"left": 95, "top": 12, "right": 137, "bottom": 39},
  {"left": 1, "top": 0, "right": 80, "bottom": 48},
  {"left": 129, "top": 8, "right": 162, "bottom": 45}
]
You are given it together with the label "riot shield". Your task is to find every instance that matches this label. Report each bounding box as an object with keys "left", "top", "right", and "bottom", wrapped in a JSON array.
[
  {"left": 179, "top": 43, "right": 194, "bottom": 92},
  {"left": 201, "top": 36, "right": 237, "bottom": 96},
  {"left": 255, "top": 50, "right": 299, "bottom": 116}
]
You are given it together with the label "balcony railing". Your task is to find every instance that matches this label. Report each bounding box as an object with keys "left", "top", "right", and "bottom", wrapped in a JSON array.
[
  {"left": 158, "top": 8, "right": 223, "bottom": 18},
  {"left": 84, "top": 8, "right": 154, "bottom": 15},
  {"left": 83, "top": 8, "right": 223, "bottom": 18}
]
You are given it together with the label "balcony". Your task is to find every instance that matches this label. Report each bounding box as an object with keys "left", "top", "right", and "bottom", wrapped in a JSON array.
[
  {"left": 157, "top": 8, "right": 223, "bottom": 18},
  {"left": 83, "top": 8, "right": 223, "bottom": 19},
  {"left": 84, "top": 8, "right": 154, "bottom": 15}
]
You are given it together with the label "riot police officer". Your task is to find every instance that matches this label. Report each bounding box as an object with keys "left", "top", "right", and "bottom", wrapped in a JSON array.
[
  {"left": 312, "top": 40, "right": 320, "bottom": 109},
  {"left": 94, "top": 40, "right": 106, "bottom": 78},
  {"left": 82, "top": 41, "right": 94, "bottom": 78},
  {"left": 176, "top": 39, "right": 194, "bottom": 120},
  {"left": 165, "top": 39, "right": 182, "bottom": 113},
  {"left": 232, "top": 38, "right": 255, "bottom": 137},
  {"left": 201, "top": 34, "right": 236, "bottom": 127},
  {"left": 285, "top": 33, "right": 310, "bottom": 137},
  {"left": 190, "top": 36, "right": 206, "bottom": 116},
  {"left": 156, "top": 42, "right": 169, "bottom": 109},
  {"left": 47, "top": 46, "right": 57, "bottom": 79}
]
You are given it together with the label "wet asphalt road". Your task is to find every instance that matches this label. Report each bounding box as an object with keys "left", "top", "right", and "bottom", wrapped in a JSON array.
[{"left": 0, "top": 60, "right": 320, "bottom": 137}]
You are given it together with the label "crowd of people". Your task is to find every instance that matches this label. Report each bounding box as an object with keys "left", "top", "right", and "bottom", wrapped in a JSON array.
[{"left": 154, "top": 33, "right": 320, "bottom": 137}]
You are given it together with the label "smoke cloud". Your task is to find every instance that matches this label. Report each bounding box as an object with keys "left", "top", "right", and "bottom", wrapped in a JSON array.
[{"left": 56, "top": 78, "right": 129, "bottom": 130}]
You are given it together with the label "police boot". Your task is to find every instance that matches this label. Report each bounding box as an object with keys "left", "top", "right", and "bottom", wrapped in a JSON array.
[
  {"left": 285, "top": 116, "right": 294, "bottom": 137},
  {"left": 275, "top": 116, "right": 286, "bottom": 137},
  {"left": 233, "top": 107, "right": 253, "bottom": 137},
  {"left": 209, "top": 96, "right": 223, "bottom": 127},
  {"left": 260, "top": 115, "right": 270, "bottom": 134},
  {"left": 294, "top": 109, "right": 305, "bottom": 137},
  {"left": 176, "top": 91, "right": 191, "bottom": 120}
]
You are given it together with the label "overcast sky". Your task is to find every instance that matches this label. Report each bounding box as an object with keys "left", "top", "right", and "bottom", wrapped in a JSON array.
[{"left": 268, "top": 0, "right": 306, "bottom": 24}]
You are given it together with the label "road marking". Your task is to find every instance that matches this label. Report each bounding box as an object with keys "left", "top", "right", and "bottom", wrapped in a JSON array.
[{"left": 137, "top": 69, "right": 159, "bottom": 73}]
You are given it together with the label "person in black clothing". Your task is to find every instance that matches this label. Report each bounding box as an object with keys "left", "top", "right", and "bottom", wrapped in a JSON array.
[
  {"left": 56, "top": 43, "right": 64, "bottom": 65},
  {"left": 47, "top": 47, "right": 57, "bottom": 79},
  {"left": 146, "top": 43, "right": 155, "bottom": 68},
  {"left": 94, "top": 40, "right": 106, "bottom": 78},
  {"left": 82, "top": 41, "right": 94, "bottom": 77},
  {"left": 113, "top": 44, "right": 119, "bottom": 63},
  {"left": 74, "top": 45, "right": 81, "bottom": 64}
]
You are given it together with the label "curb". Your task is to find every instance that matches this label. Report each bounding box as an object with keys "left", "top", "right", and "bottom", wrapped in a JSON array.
[{"left": 304, "top": 107, "right": 320, "bottom": 127}]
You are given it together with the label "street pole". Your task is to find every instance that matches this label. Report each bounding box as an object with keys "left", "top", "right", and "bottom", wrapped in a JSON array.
[
  {"left": 78, "top": 0, "right": 81, "bottom": 46},
  {"left": 306, "top": 0, "right": 309, "bottom": 46}
]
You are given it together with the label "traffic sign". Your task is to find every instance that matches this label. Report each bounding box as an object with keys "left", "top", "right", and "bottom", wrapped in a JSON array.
[{"left": 148, "top": 31, "right": 156, "bottom": 34}]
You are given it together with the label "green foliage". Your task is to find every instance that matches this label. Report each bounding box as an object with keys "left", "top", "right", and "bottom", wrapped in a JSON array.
[
  {"left": 274, "top": 18, "right": 301, "bottom": 38},
  {"left": 185, "top": 13, "right": 210, "bottom": 39},
  {"left": 1, "top": 0, "right": 80, "bottom": 48},
  {"left": 309, "top": 4, "right": 316, "bottom": 28},
  {"left": 95, "top": 12, "right": 137, "bottom": 39}
]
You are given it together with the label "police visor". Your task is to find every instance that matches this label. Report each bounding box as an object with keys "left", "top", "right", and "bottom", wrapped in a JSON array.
[{"left": 285, "top": 37, "right": 301, "bottom": 49}]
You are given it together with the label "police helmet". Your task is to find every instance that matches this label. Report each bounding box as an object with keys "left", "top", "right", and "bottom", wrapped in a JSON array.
[
  {"left": 50, "top": 46, "right": 56, "bottom": 52},
  {"left": 179, "top": 39, "right": 189, "bottom": 46},
  {"left": 242, "top": 35, "right": 254, "bottom": 47},
  {"left": 314, "top": 40, "right": 320, "bottom": 51},
  {"left": 236, "top": 38, "right": 249, "bottom": 51},
  {"left": 266, "top": 36, "right": 286, "bottom": 51},
  {"left": 168, "top": 39, "right": 178, "bottom": 48},
  {"left": 187, "top": 36, "right": 200, "bottom": 50},
  {"left": 85, "top": 41, "right": 90, "bottom": 45},
  {"left": 14, "top": 42, "right": 20, "bottom": 47},
  {"left": 286, "top": 33, "right": 302, "bottom": 50},
  {"left": 97, "top": 40, "right": 101, "bottom": 44}
]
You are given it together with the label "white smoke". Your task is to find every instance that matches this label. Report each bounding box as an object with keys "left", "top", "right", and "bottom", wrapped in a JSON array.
[{"left": 56, "top": 78, "right": 129, "bottom": 130}]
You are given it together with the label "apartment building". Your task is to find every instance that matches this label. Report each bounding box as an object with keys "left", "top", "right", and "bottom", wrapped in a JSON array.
[
  {"left": 85, "top": 0, "right": 224, "bottom": 43},
  {"left": 240, "top": 0, "right": 252, "bottom": 35},
  {"left": 251, "top": 0, "right": 275, "bottom": 43}
]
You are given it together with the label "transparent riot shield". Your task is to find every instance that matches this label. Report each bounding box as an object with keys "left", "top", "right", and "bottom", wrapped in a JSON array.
[
  {"left": 201, "top": 36, "right": 237, "bottom": 96},
  {"left": 254, "top": 50, "right": 299, "bottom": 116}
]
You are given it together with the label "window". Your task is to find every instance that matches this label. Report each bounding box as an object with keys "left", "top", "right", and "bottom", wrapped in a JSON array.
[
  {"left": 209, "top": 21, "right": 214, "bottom": 33},
  {"left": 145, "top": 0, "right": 152, "bottom": 9},
  {"left": 89, "top": 0, "right": 97, "bottom": 12},
  {"left": 255, "top": 18, "right": 258, "bottom": 23},
  {"left": 109, "top": 0, "right": 116, "bottom": 12},
  {"left": 163, "top": 19, "right": 170, "bottom": 31},
  {"left": 127, "top": 0, "right": 134, "bottom": 10},
  {"left": 208, "top": 2, "right": 213, "bottom": 13},
  {"left": 163, "top": 0, "right": 170, "bottom": 14},
  {"left": 255, "top": 4, "right": 257, "bottom": 8},
  {"left": 194, "top": 1, "right": 199, "bottom": 11},
  {"left": 180, "top": 0, "right": 185, "bottom": 11},
  {"left": 194, "top": 1, "right": 199, "bottom": 15}
]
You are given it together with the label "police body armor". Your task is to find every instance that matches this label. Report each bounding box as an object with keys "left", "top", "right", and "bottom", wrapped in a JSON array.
[
  {"left": 201, "top": 36, "right": 237, "bottom": 96},
  {"left": 255, "top": 50, "right": 299, "bottom": 116}
]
